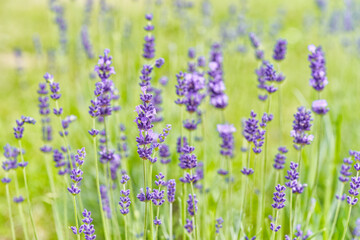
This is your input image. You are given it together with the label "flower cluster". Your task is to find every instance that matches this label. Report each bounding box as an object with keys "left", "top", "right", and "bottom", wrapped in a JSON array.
[
  {"left": 208, "top": 43, "right": 228, "bottom": 109},
  {"left": 179, "top": 145, "right": 198, "bottom": 170},
  {"left": 119, "top": 174, "right": 131, "bottom": 215},
  {"left": 273, "top": 146, "right": 288, "bottom": 170},
  {"left": 81, "top": 26, "right": 94, "bottom": 59},
  {"left": 67, "top": 148, "right": 86, "bottom": 195},
  {"left": 339, "top": 157, "right": 353, "bottom": 182},
  {"left": 13, "top": 116, "right": 36, "bottom": 140},
  {"left": 291, "top": 106, "right": 314, "bottom": 149},
  {"left": 273, "top": 39, "right": 287, "bottom": 61},
  {"left": 184, "top": 219, "right": 193, "bottom": 233},
  {"left": 215, "top": 217, "right": 224, "bottom": 234},
  {"left": 60, "top": 115, "right": 76, "bottom": 137},
  {"left": 71, "top": 209, "right": 96, "bottom": 239},
  {"left": 285, "top": 162, "right": 307, "bottom": 194},
  {"left": 249, "top": 32, "right": 264, "bottom": 60},
  {"left": 347, "top": 176, "right": 360, "bottom": 205},
  {"left": 270, "top": 185, "right": 286, "bottom": 232},
  {"left": 255, "top": 61, "right": 285, "bottom": 100},
  {"left": 53, "top": 148, "right": 68, "bottom": 175},
  {"left": 167, "top": 179, "right": 176, "bottom": 203},
  {"left": 143, "top": 14, "right": 155, "bottom": 59},
  {"left": 217, "top": 123, "right": 236, "bottom": 157},
  {"left": 312, "top": 99, "right": 329, "bottom": 115},
  {"left": 308, "top": 45, "right": 327, "bottom": 91},
  {"left": 159, "top": 144, "right": 171, "bottom": 164},
  {"left": 38, "top": 82, "right": 53, "bottom": 146}
]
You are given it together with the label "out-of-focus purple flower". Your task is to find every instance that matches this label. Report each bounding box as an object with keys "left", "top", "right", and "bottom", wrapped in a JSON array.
[
  {"left": 308, "top": 45, "right": 327, "bottom": 91},
  {"left": 155, "top": 58, "right": 165, "bottom": 68},
  {"left": 60, "top": 115, "right": 77, "bottom": 137},
  {"left": 312, "top": 99, "right": 329, "bottom": 115},
  {"left": 273, "top": 39, "right": 287, "bottom": 61},
  {"left": 249, "top": 32, "right": 260, "bottom": 49},
  {"left": 184, "top": 219, "right": 193, "bottom": 233},
  {"left": 67, "top": 148, "right": 86, "bottom": 195},
  {"left": 1, "top": 177, "right": 11, "bottom": 184},
  {"left": 152, "top": 189, "right": 165, "bottom": 206},
  {"left": 13, "top": 196, "right": 24, "bottom": 203},
  {"left": 353, "top": 218, "right": 360, "bottom": 237},
  {"left": 217, "top": 124, "right": 236, "bottom": 158},
  {"left": 208, "top": 43, "right": 228, "bottom": 109},
  {"left": 143, "top": 14, "right": 155, "bottom": 59},
  {"left": 215, "top": 217, "right": 224, "bottom": 234},
  {"left": 154, "top": 216, "right": 161, "bottom": 225},
  {"left": 81, "top": 25, "right": 94, "bottom": 59},
  {"left": 241, "top": 168, "right": 254, "bottom": 176},
  {"left": 291, "top": 107, "right": 314, "bottom": 148},
  {"left": 159, "top": 76, "right": 168, "bottom": 86},
  {"left": 255, "top": 49, "right": 264, "bottom": 60},
  {"left": 255, "top": 61, "right": 285, "bottom": 97},
  {"left": 159, "top": 144, "right": 171, "bottom": 164},
  {"left": 167, "top": 179, "right": 176, "bottom": 203},
  {"left": 273, "top": 146, "right": 288, "bottom": 170},
  {"left": 295, "top": 224, "right": 312, "bottom": 240},
  {"left": 100, "top": 185, "right": 111, "bottom": 218},
  {"left": 50, "top": 4, "right": 67, "bottom": 52},
  {"left": 137, "top": 187, "right": 153, "bottom": 202}
]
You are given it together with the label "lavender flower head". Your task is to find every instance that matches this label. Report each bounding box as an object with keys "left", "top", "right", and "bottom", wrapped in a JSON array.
[
  {"left": 208, "top": 43, "right": 228, "bottom": 109},
  {"left": 184, "top": 219, "right": 193, "bottom": 233},
  {"left": 13, "top": 116, "right": 36, "bottom": 139},
  {"left": 167, "top": 179, "right": 176, "bottom": 203},
  {"left": 143, "top": 13, "right": 155, "bottom": 59},
  {"left": 67, "top": 148, "right": 86, "bottom": 195},
  {"left": 308, "top": 45, "right": 327, "bottom": 91},
  {"left": 271, "top": 184, "right": 286, "bottom": 209},
  {"left": 71, "top": 209, "right": 96, "bottom": 239},
  {"left": 291, "top": 107, "right": 314, "bottom": 148},
  {"left": 273, "top": 146, "right": 288, "bottom": 170},
  {"left": 215, "top": 217, "right": 224, "bottom": 234},
  {"left": 119, "top": 174, "right": 131, "bottom": 215},
  {"left": 273, "top": 39, "right": 287, "bottom": 61},
  {"left": 217, "top": 124, "right": 236, "bottom": 158},
  {"left": 312, "top": 99, "right": 329, "bottom": 115}
]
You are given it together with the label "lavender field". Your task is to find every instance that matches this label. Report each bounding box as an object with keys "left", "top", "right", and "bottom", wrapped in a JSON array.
[{"left": 1, "top": 0, "right": 360, "bottom": 239}]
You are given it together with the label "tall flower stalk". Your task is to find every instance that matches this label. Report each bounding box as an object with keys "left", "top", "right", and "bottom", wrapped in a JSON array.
[
  {"left": 13, "top": 116, "right": 38, "bottom": 240},
  {"left": 2, "top": 160, "right": 16, "bottom": 240}
]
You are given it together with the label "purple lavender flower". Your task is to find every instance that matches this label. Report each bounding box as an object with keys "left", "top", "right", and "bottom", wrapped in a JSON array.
[
  {"left": 347, "top": 176, "right": 360, "bottom": 205},
  {"left": 167, "top": 179, "right": 176, "bottom": 203},
  {"left": 308, "top": 45, "right": 327, "bottom": 91},
  {"left": 71, "top": 209, "right": 96, "bottom": 239},
  {"left": 81, "top": 26, "right": 94, "bottom": 59},
  {"left": 119, "top": 174, "right": 131, "bottom": 215},
  {"left": 255, "top": 61, "right": 285, "bottom": 97},
  {"left": 273, "top": 146, "right": 288, "bottom": 170},
  {"left": 179, "top": 145, "right": 197, "bottom": 170},
  {"left": 295, "top": 224, "right": 312, "bottom": 240},
  {"left": 241, "top": 168, "right": 254, "bottom": 176},
  {"left": 273, "top": 39, "right": 287, "bottom": 61},
  {"left": 155, "top": 173, "right": 166, "bottom": 187},
  {"left": 50, "top": 4, "right": 67, "bottom": 52},
  {"left": 339, "top": 158, "right": 352, "bottom": 182},
  {"left": 100, "top": 185, "right": 111, "bottom": 218},
  {"left": 249, "top": 32, "right": 260, "bottom": 49},
  {"left": 152, "top": 189, "right": 165, "bottom": 206},
  {"left": 217, "top": 124, "right": 236, "bottom": 158},
  {"left": 159, "top": 144, "right": 171, "bottom": 164},
  {"left": 215, "top": 217, "right": 224, "bottom": 234},
  {"left": 1, "top": 178, "right": 11, "bottom": 184},
  {"left": 67, "top": 148, "right": 86, "bottom": 195},
  {"left": 154, "top": 216, "right": 161, "bottom": 226},
  {"left": 285, "top": 162, "right": 299, "bottom": 189},
  {"left": 291, "top": 107, "right": 314, "bottom": 148},
  {"left": 184, "top": 219, "right": 193, "bottom": 233},
  {"left": 13, "top": 196, "right": 24, "bottom": 203},
  {"left": 13, "top": 116, "right": 36, "bottom": 139},
  {"left": 137, "top": 187, "right": 153, "bottom": 202},
  {"left": 271, "top": 184, "right": 286, "bottom": 209},
  {"left": 143, "top": 14, "right": 155, "bottom": 59},
  {"left": 312, "top": 99, "right": 329, "bottom": 115},
  {"left": 187, "top": 194, "right": 198, "bottom": 216},
  {"left": 208, "top": 43, "right": 228, "bottom": 109}
]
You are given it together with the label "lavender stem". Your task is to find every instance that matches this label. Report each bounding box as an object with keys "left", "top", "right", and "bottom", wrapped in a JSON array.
[
  {"left": 329, "top": 183, "right": 345, "bottom": 239},
  {"left": 5, "top": 173, "right": 16, "bottom": 240},
  {"left": 14, "top": 171, "right": 29, "bottom": 240},
  {"left": 18, "top": 140, "right": 39, "bottom": 240},
  {"left": 92, "top": 119, "right": 110, "bottom": 240}
]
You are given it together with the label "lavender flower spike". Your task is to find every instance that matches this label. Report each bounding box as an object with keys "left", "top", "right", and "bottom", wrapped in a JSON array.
[
  {"left": 273, "top": 39, "right": 287, "bottom": 61},
  {"left": 308, "top": 44, "right": 327, "bottom": 91},
  {"left": 312, "top": 99, "right": 329, "bottom": 115}
]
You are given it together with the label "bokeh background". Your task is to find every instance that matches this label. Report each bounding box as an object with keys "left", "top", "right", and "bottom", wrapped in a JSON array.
[{"left": 1, "top": 0, "right": 360, "bottom": 239}]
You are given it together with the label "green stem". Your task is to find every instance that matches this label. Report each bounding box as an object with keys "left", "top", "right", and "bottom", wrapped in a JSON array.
[
  {"left": 144, "top": 160, "right": 148, "bottom": 240},
  {"left": 14, "top": 171, "right": 29, "bottom": 240},
  {"left": 6, "top": 173, "right": 16, "bottom": 240},
  {"left": 18, "top": 140, "right": 39, "bottom": 240},
  {"left": 271, "top": 210, "right": 279, "bottom": 240},
  {"left": 155, "top": 207, "right": 160, "bottom": 239},
  {"left": 227, "top": 157, "right": 232, "bottom": 239},
  {"left": 73, "top": 196, "right": 80, "bottom": 240},
  {"left": 289, "top": 192, "right": 293, "bottom": 238},
  {"left": 169, "top": 203, "right": 173, "bottom": 240},
  {"left": 341, "top": 205, "right": 352, "bottom": 240},
  {"left": 92, "top": 118, "right": 109, "bottom": 240},
  {"left": 311, "top": 116, "right": 322, "bottom": 196},
  {"left": 329, "top": 184, "right": 345, "bottom": 239},
  {"left": 190, "top": 171, "right": 198, "bottom": 240},
  {"left": 149, "top": 164, "right": 154, "bottom": 240},
  {"left": 182, "top": 183, "right": 187, "bottom": 240}
]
